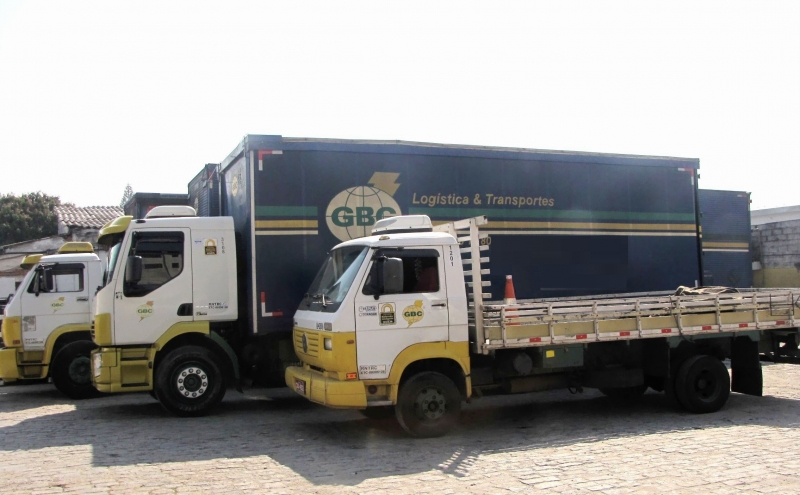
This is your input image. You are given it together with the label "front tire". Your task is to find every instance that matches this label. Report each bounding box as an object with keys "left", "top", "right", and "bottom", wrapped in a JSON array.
[
  {"left": 154, "top": 346, "right": 226, "bottom": 417},
  {"left": 675, "top": 355, "right": 730, "bottom": 413},
  {"left": 51, "top": 340, "right": 101, "bottom": 400},
  {"left": 395, "top": 372, "right": 461, "bottom": 438}
]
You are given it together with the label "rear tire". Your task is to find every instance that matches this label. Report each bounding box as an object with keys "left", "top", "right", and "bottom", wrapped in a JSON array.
[
  {"left": 675, "top": 355, "right": 730, "bottom": 413},
  {"left": 51, "top": 340, "right": 101, "bottom": 400},
  {"left": 395, "top": 372, "right": 461, "bottom": 438},
  {"left": 154, "top": 346, "right": 226, "bottom": 417}
]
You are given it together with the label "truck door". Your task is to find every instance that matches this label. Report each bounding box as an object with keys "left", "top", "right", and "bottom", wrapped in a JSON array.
[
  {"left": 113, "top": 229, "right": 193, "bottom": 345},
  {"left": 20, "top": 262, "right": 90, "bottom": 351},
  {"left": 354, "top": 247, "right": 449, "bottom": 380}
]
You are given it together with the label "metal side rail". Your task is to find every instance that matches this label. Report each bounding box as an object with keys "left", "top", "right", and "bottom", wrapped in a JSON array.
[{"left": 476, "top": 288, "right": 800, "bottom": 350}]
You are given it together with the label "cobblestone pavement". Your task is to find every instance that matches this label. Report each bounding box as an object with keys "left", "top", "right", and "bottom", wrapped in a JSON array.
[{"left": 2, "top": 363, "right": 800, "bottom": 494}]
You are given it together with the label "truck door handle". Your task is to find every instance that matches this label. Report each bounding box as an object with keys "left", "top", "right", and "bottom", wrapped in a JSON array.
[
  {"left": 77, "top": 297, "right": 89, "bottom": 302},
  {"left": 177, "top": 303, "right": 193, "bottom": 316},
  {"left": 432, "top": 303, "right": 447, "bottom": 307}
]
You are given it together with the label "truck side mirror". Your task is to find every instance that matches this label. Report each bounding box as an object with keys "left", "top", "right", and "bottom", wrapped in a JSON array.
[
  {"left": 42, "top": 268, "right": 53, "bottom": 293},
  {"left": 382, "top": 257, "right": 403, "bottom": 294},
  {"left": 125, "top": 256, "right": 143, "bottom": 285},
  {"left": 33, "top": 267, "right": 53, "bottom": 296}
]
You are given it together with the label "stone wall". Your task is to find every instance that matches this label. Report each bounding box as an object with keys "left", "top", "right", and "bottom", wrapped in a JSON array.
[{"left": 752, "top": 219, "right": 800, "bottom": 287}]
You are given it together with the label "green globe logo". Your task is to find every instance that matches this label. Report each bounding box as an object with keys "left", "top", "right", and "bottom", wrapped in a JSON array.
[{"left": 326, "top": 186, "right": 401, "bottom": 242}]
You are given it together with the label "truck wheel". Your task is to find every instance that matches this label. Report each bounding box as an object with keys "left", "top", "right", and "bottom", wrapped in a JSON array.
[
  {"left": 395, "top": 372, "right": 461, "bottom": 438},
  {"left": 51, "top": 341, "right": 101, "bottom": 400},
  {"left": 359, "top": 406, "right": 394, "bottom": 420},
  {"left": 675, "top": 355, "right": 730, "bottom": 414},
  {"left": 154, "top": 346, "right": 226, "bottom": 417},
  {"left": 598, "top": 383, "right": 648, "bottom": 399}
]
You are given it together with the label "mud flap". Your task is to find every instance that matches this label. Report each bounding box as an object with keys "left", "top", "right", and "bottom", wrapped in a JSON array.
[{"left": 731, "top": 336, "right": 762, "bottom": 396}]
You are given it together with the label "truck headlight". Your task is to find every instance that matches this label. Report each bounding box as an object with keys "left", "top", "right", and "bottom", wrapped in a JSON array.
[
  {"left": 323, "top": 338, "right": 332, "bottom": 351},
  {"left": 93, "top": 353, "right": 102, "bottom": 377}
]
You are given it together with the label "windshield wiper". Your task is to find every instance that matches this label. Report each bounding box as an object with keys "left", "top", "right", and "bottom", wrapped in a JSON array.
[{"left": 311, "top": 293, "right": 329, "bottom": 308}]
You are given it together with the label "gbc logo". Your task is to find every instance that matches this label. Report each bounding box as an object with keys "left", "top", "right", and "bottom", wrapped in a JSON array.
[
  {"left": 331, "top": 206, "right": 397, "bottom": 227},
  {"left": 326, "top": 186, "right": 401, "bottom": 242}
]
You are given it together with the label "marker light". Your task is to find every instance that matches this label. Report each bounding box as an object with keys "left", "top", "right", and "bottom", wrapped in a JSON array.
[
  {"left": 323, "top": 338, "right": 332, "bottom": 351},
  {"left": 346, "top": 372, "right": 357, "bottom": 380}
]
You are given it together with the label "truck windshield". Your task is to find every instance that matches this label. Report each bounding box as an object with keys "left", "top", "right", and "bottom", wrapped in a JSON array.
[
  {"left": 303, "top": 245, "right": 368, "bottom": 313},
  {"left": 103, "top": 240, "right": 123, "bottom": 288}
]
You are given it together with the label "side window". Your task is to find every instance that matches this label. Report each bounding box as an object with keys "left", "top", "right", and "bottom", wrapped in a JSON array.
[
  {"left": 27, "top": 263, "right": 85, "bottom": 293},
  {"left": 124, "top": 231, "right": 184, "bottom": 297},
  {"left": 363, "top": 250, "right": 440, "bottom": 295},
  {"left": 402, "top": 255, "right": 439, "bottom": 293}
]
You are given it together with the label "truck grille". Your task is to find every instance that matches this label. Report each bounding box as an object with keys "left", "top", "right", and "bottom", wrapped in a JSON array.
[{"left": 294, "top": 330, "right": 320, "bottom": 358}]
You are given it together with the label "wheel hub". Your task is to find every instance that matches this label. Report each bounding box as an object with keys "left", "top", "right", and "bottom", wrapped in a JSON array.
[
  {"left": 67, "top": 356, "right": 91, "bottom": 385},
  {"left": 414, "top": 387, "right": 446, "bottom": 420},
  {"left": 695, "top": 371, "right": 717, "bottom": 400},
  {"left": 176, "top": 367, "right": 209, "bottom": 399}
]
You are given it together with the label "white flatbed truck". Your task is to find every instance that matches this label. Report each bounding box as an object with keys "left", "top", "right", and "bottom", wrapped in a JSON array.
[{"left": 285, "top": 215, "right": 800, "bottom": 437}]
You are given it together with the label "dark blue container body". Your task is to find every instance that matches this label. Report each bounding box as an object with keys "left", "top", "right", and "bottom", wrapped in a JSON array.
[
  {"left": 699, "top": 189, "right": 752, "bottom": 288},
  {"left": 220, "top": 135, "right": 702, "bottom": 336},
  {"left": 188, "top": 163, "right": 220, "bottom": 217}
]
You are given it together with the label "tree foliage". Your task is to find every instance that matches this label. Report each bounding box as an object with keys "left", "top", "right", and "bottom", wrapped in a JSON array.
[
  {"left": 120, "top": 184, "right": 133, "bottom": 208},
  {"left": 0, "top": 192, "right": 67, "bottom": 246}
]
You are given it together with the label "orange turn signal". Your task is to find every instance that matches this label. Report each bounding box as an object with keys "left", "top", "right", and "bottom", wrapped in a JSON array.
[{"left": 346, "top": 372, "right": 357, "bottom": 380}]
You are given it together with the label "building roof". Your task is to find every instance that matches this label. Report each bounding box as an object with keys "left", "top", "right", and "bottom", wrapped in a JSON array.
[
  {"left": 751, "top": 205, "right": 800, "bottom": 226},
  {"left": 54, "top": 206, "right": 124, "bottom": 229}
]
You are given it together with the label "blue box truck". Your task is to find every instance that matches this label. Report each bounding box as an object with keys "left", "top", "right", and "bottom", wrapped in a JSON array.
[
  {"left": 698, "top": 189, "right": 752, "bottom": 288},
  {"left": 216, "top": 135, "right": 702, "bottom": 381}
]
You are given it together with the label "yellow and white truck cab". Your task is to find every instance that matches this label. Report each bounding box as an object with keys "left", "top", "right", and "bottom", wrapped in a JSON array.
[
  {"left": 91, "top": 205, "right": 239, "bottom": 416},
  {"left": 286, "top": 215, "right": 472, "bottom": 437},
  {"left": 0, "top": 243, "right": 104, "bottom": 398}
]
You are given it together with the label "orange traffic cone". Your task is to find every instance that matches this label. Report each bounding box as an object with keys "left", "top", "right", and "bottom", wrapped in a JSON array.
[
  {"left": 504, "top": 275, "right": 517, "bottom": 304},
  {"left": 504, "top": 275, "right": 519, "bottom": 325}
]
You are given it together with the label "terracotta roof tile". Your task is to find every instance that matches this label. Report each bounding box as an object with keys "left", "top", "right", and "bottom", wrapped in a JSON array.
[{"left": 54, "top": 206, "right": 124, "bottom": 229}]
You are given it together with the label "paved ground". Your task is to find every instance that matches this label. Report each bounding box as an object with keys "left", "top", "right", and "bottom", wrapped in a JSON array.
[{"left": 1, "top": 363, "right": 800, "bottom": 494}]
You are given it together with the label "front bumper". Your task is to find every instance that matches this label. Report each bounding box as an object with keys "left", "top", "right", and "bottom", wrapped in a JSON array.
[
  {"left": 92, "top": 347, "right": 153, "bottom": 393},
  {"left": 0, "top": 348, "right": 19, "bottom": 382},
  {"left": 285, "top": 365, "right": 367, "bottom": 408}
]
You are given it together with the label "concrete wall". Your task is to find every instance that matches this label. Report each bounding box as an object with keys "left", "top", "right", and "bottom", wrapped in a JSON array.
[{"left": 751, "top": 219, "right": 800, "bottom": 287}]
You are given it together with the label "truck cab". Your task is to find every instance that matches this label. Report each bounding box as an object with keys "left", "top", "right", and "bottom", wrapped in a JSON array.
[
  {"left": 0, "top": 243, "right": 104, "bottom": 398},
  {"left": 285, "top": 215, "right": 472, "bottom": 436},
  {"left": 91, "top": 206, "right": 240, "bottom": 416}
]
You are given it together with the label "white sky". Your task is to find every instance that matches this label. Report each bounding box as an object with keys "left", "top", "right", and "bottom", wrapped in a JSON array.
[{"left": 0, "top": 1, "right": 797, "bottom": 211}]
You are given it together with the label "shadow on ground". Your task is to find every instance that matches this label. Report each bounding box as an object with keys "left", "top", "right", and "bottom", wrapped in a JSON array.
[{"left": 1, "top": 365, "right": 799, "bottom": 486}]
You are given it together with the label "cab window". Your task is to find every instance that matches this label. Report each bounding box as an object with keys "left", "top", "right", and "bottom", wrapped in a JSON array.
[
  {"left": 363, "top": 249, "right": 440, "bottom": 295},
  {"left": 27, "top": 263, "right": 85, "bottom": 293},
  {"left": 123, "top": 231, "right": 184, "bottom": 297}
]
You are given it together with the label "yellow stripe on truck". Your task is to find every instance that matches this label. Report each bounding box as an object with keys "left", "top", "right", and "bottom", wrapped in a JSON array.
[
  {"left": 1, "top": 317, "right": 21, "bottom": 347},
  {"left": 286, "top": 340, "right": 473, "bottom": 409},
  {"left": 93, "top": 313, "right": 113, "bottom": 346},
  {"left": 0, "top": 348, "right": 19, "bottom": 381}
]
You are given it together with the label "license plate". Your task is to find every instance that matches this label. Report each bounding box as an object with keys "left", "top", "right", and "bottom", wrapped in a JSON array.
[{"left": 294, "top": 378, "right": 306, "bottom": 395}]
